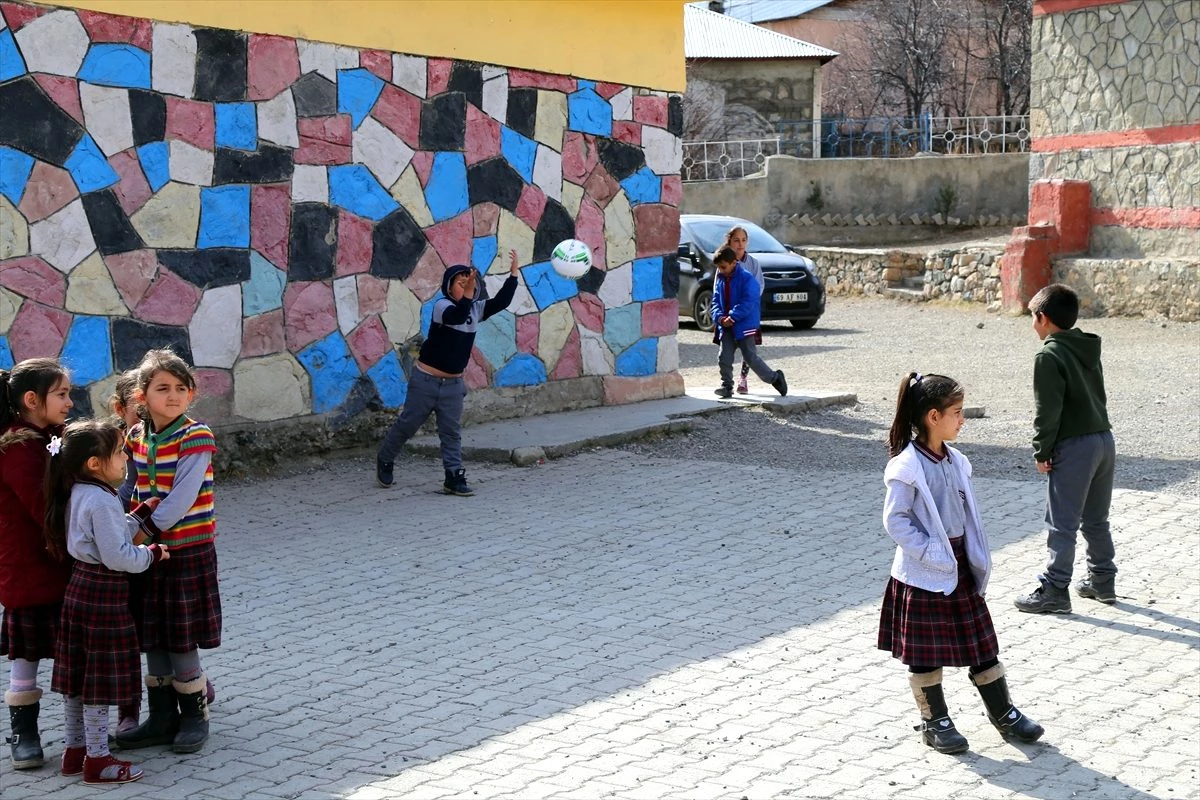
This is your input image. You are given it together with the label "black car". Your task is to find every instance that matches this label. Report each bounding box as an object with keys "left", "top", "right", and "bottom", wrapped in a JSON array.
[{"left": 677, "top": 214, "right": 825, "bottom": 331}]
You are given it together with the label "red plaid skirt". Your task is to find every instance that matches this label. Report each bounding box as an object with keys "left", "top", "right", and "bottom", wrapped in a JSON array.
[
  {"left": 136, "top": 542, "right": 221, "bottom": 652},
  {"left": 877, "top": 535, "right": 999, "bottom": 667},
  {"left": 1, "top": 602, "right": 61, "bottom": 660},
  {"left": 52, "top": 563, "right": 141, "bottom": 706}
]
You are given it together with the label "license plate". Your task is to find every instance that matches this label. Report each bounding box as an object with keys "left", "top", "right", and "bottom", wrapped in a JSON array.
[{"left": 774, "top": 292, "right": 808, "bottom": 303}]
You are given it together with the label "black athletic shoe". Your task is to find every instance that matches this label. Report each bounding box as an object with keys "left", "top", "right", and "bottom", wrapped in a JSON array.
[
  {"left": 771, "top": 370, "right": 788, "bottom": 397},
  {"left": 714, "top": 386, "right": 733, "bottom": 399},
  {"left": 442, "top": 469, "right": 475, "bottom": 496},
  {"left": 376, "top": 458, "right": 394, "bottom": 488},
  {"left": 1014, "top": 584, "right": 1071, "bottom": 614},
  {"left": 1076, "top": 576, "right": 1116, "bottom": 604}
]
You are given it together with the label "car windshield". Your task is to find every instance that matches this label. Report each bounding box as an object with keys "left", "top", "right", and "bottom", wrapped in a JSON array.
[{"left": 686, "top": 219, "right": 788, "bottom": 255}]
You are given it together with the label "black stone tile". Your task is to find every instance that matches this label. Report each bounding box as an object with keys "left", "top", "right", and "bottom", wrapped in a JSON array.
[
  {"left": 668, "top": 95, "right": 683, "bottom": 137},
  {"left": 597, "top": 137, "right": 645, "bottom": 182},
  {"left": 193, "top": 28, "right": 247, "bottom": 102},
  {"left": 533, "top": 199, "right": 575, "bottom": 262},
  {"left": 466, "top": 157, "right": 525, "bottom": 212},
  {"left": 447, "top": 63, "right": 483, "bottom": 109},
  {"left": 288, "top": 202, "right": 338, "bottom": 281},
  {"left": 328, "top": 374, "right": 382, "bottom": 428},
  {"left": 576, "top": 265, "right": 606, "bottom": 295},
  {"left": 661, "top": 254, "right": 679, "bottom": 298},
  {"left": 419, "top": 92, "right": 465, "bottom": 151},
  {"left": 112, "top": 319, "right": 193, "bottom": 371},
  {"left": 128, "top": 89, "right": 167, "bottom": 147},
  {"left": 371, "top": 206, "right": 426, "bottom": 280},
  {"left": 80, "top": 190, "right": 144, "bottom": 255},
  {"left": 213, "top": 144, "right": 294, "bottom": 185},
  {"left": 0, "top": 77, "right": 85, "bottom": 165},
  {"left": 67, "top": 386, "right": 93, "bottom": 420},
  {"left": 292, "top": 72, "right": 337, "bottom": 118},
  {"left": 506, "top": 88, "right": 537, "bottom": 139},
  {"left": 157, "top": 248, "right": 251, "bottom": 288}
]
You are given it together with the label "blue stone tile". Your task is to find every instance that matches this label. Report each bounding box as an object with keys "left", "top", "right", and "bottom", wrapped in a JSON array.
[
  {"left": 471, "top": 235, "right": 497, "bottom": 271},
  {"left": 242, "top": 251, "right": 287, "bottom": 316},
  {"left": 136, "top": 141, "right": 170, "bottom": 192},
  {"left": 0, "top": 145, "right": 35, "bottom": 206},
  {"left": 60, "top": 316, "right": 113, "bottom": 386},
  {"left": 603, "top": 302, "right": 643, "bottom": 354},
  {"left": 328, "top": 164, "right": 399, "bottom": 222},
  {"left": 214, "top": 102, "right": 257, "bottom": 151},
  {"left": 197, "top": 184, "right": 251, "bottom": 248},
  {"left": 615, "top": 337, "right": 657, "bottom": 377},
  {"left": 567, "top": 85, "right": 612, "bottom": 137},
  {"left": 367, "top": 350, "right": 407, "bottom": 408},
  {"left": 64, "top": 134, "right": 119, "bottom": 193},
  {"left": 495, "top": 353, "right": 547, "bottom": 387},
  {"left": 0, "top": 29, "right": 26, "bottom": 83},
  {"left": 632, "top": 256, "right": 666, "bottom": 301},
  {"left": 424, "top": 152, "right": 469, "bottom": 222},
  {"left": 296, "top": 331, "right": 361, "bottom": 414},
  {"left": 522, "top": 261, "right": 578, "bottom": 311},
  {"left": 420, "top": 296, "right": 437, "bottom": 336},
  {"left": 0, "top": 337, "right": 13, "bottom": 370},
  {"left": 77, "top": 44, "right": 151, "bottom": 89},
  {"left": 619, "top": 166, "right": 661, "bottom": 206},
  {"left": 476, "top": 310, "right": 516, "bottom": 369},
  {"left": 337, "top": 68, "right": 385, "bottom": 129},
  {"left": 500, "top": 126, "right": 537, "bottom": 183}
]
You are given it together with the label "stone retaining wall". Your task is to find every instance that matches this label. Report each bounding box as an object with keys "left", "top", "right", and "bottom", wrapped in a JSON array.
[
  {"left": 798, "top": 245, "right": 1003, "bottom": 306},
  {"left": 1054, "top": 257, "right": 1200, "bottom": 321}
]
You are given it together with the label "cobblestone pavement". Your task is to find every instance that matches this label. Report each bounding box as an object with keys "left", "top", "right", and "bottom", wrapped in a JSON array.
[{"left": 7, "top": 447, "right": 1198, "bottom": 799}]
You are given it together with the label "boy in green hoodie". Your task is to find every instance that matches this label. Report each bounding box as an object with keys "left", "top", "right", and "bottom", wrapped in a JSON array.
[{"left": 1015, "top": 284, "right": 1117, "bottom": 614}]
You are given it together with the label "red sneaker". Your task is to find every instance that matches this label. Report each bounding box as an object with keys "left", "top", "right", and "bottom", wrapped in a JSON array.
[
  {"left": 61, "top": 746, "right": 86, "bottom": 776},
  {"left": 83, "top": 754, "right": 143, "bottom": 785}
]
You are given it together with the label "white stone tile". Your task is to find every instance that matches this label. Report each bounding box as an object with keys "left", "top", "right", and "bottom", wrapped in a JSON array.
[
  {"left": 611, "top": 87, "right": 634, "bottom": 121},
  {"left": 392, "top": 53, "right": 427, "bottom": 98},
  {"left": 151, "top": 23, "right": 197, "bottom": 97},
  {"left": 482, "top": 73, "right": 509, "bottom": 122},
  {"left": 292, "top": 165, "right": 329, "bottom": 204},
  {"left": 80, "top": 83, "right": 134, "bottom": 155},
  {"left": 642, "top": 126, "right": 682, "bottom": 176},
  {"left": 298, "top": 40, "right": 340, "bottom": 81},
  {"left": 258, "top": 89, "right": 299, "bottom": 148},
  {"left": 14, "top": 10, "right": 88, "bottom": 77},
  {"left": 532, "top": 145, "right": 563, "bottom": 203},
  {"left": 168, "top": 139, "right": 214, "bottom": 186},
  {"left": 29, "top": 199, "right": 95, "bottom": 274},
  {"left": 597, "top": 261, "right": 633, "bottom": 309},
  {"left": 352, "top": 117, "right": 414, "bottom": 188},
  {"left": 190, "top": 284, "right": 243, "bottom": 368},
  {"left": 334, "top": 275, "right": 360, "bottom": 334}
]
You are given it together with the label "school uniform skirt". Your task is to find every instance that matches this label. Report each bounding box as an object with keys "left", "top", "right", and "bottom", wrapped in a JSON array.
[
  {"left": 877, "top": 535, "right": 999, "bottom": 667},
  {"left": 136, "top": 542, "right": 221, "bottom": 653},
  {"left": 51, "top": 563, "right": 141, "bottom": 706},
  {"left": 0, "top": 602, "right": 61, "bottom": 661}
]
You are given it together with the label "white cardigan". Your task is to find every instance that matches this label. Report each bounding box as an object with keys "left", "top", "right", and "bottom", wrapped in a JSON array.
[{"left": 882, "top": 443, "right": 992, "bottom": 596}]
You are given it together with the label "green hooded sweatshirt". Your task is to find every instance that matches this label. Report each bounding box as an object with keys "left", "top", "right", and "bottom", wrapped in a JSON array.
[{"left": 1032, "top": 328, "right": 1111, "bottom": 461}]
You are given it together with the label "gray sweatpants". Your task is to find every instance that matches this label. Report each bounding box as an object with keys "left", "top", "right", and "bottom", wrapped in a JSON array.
[
  {"left": 378, "top": 368, "right": 467, "bottom": 471},
  {"left": 1040, "top": 430, "right": 1117, "bottom": 589},
  {"left": 718, "top": 334, "right": 775, "bottom": 389}
]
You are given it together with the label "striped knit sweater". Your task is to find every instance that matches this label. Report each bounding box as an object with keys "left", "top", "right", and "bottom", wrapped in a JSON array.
[{"left": 127, "top": 415, "right": 217, "bottom": 549}]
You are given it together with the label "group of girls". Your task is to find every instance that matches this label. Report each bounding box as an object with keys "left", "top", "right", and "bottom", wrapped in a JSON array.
[{"left": 0, "top": 349, "right": 220, "bottom": 785}]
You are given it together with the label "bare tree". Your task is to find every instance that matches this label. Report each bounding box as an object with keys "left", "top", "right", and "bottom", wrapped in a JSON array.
[
  {"left": 980, "top": 0, "right": 1032, "bottom": 116},
  {"left": 860, "top": 0, "right": 961, "bottom": 119}
]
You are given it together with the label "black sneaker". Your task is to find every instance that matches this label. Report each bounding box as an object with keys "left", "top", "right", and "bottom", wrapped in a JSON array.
[
  {"left": 442, "top": 469, "right": 475, "bottom": 496},
  {"left": 714, "top": 386, "right": 733, "bottom": 399},
  {"left": 1014, "top": 584, "right": 1071, "bottom": 614},
  {"left": 1076, "top": 576, "right": 1116, "bottom": 604},
  {"left": 376, "top": 458, "right": 394, "bottom": 488},
  {"left": 771, "top": 370, "right": 788, "bottom": 397}
]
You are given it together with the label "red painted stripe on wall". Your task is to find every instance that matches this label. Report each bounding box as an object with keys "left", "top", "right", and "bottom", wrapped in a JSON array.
[
  {"left": 1032, "top": 123, "right": 1200, "bottom": 152},
  {"left": 1092, "top": 207, "right": 1200, "bottom": 230},
  {"left": 1033, "top": 0, "right": 1130, "bottom": 16}
]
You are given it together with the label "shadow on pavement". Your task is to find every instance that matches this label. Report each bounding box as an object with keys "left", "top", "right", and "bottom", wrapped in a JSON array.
[
  {"left": 969, "top": 743, "right": 1166, "bottom": 800},
  {"left": 1068, "top": 604, "right": 1200, "bottom": 650}
]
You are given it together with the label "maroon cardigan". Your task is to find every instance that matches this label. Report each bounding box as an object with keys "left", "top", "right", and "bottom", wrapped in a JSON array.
[{"left": 0, "top": 423, "right": 71, "bottom": 608}]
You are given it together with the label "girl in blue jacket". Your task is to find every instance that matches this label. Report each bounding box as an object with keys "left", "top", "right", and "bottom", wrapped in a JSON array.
[
  {"left": 877, "top": 372, "right": 1043, "bottom": 754},
  {"left": 710, "top": 247, "right": 786, "bottom": 399}
]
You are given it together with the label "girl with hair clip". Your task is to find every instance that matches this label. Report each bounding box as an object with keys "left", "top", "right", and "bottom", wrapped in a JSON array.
[
  {"left": 46, "top": 420, "right": 168, "bottom": 784},
  {"left": 0, "top": 358, "right": 73, "bottom": 770},
  {"left": 877, "top": 372, "right": 1044, "bottom": 754},
  {"left": 721, "top": 226, "right": 765, "bottom": 394}
]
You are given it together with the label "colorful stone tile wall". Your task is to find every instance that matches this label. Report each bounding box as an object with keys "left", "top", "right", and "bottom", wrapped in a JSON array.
[{"left": 0, "top": 2, "right": 685, "bottom": 426}]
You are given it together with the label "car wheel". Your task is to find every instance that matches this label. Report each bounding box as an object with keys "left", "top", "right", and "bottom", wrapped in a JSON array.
[
  {"left": 693, "top": 288, "right": 714, "bottom": 331},
  {"left": 790, "top": 319, "right": 817, "bottom": 330}
]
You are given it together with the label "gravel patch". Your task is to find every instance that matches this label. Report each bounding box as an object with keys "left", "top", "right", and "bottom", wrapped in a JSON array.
[{"left": 624, "top": 296, "right": 1200, "bottom": 497}]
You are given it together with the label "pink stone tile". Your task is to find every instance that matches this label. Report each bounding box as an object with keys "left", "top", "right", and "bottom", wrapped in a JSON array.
[
  {"left": 251, "top": 184, "right": 290, "bottom": 271},
  {"left": 570, "top": 293, "right": 604, "bottom": 333},
  {"left": 472, "top": 202, "right": 500, "bottom": 237},
  {"left": 241, "top": 309, "right": 285, "bottom": 358},
  {"left": 515, "top": 183, "right": 546, "bottom": 230},
  {"left": 166, "top": 98, "right": 215, "bottom": 150},
  {"left": 18, "top": 161, "right": 77, "bottom": 222},
  {"left": 642, "top": 298, "right": 677, "bottom": 337},
  {"left": 574, "top": 199, "right": 605, "bottom": 270},
  {"left": 372, "top": 84, "right": 421, "bottom": 149},
  {"left": 247, "top": 34, "right": 300, "bottom": 101},
  {"left": 424, "top": 211, "right": 472, "bottom": 269},
  {"left": 595, "top": 82, "right": 625, "bottom": 100},
  {"left": 360, "top": 49, "right": 392, "bottom": 82},
  {"left": 464, "top": 103, "right": 501, "bottom": 166},
  {"left": 295, "top": 115, "right": 352, "bottom": 165},
  {"left": 103, "top": 249, "right": 159, "bottom": 308},
  {"left": 0, "top": 3, "right": 49, "bottom": 31},
  {"left": 516, "top": 313, "right": 539, "bottom": 356},
  {"left": 426, "top": 58, "right": 453, "bottom": 96},
  {"left": 78, "top": 9, "right": 152, "bottom": 49},
  {"left": 634, "top": 204, "right": 681, "bottom": 258},
  {"left": 660, "top": 174, "right": 682, "bottom": 208},
  {"left": 464, "top": 348, "right": 489, "bottom": 390},
  {"left": 0, "top": 256, "right": 66, "bottom": 306},
  {"left": 8, "top": 302, "right": 70, "bottom": 361},
  {"left": 283, "top": 281, "right": 337, "bottom": 352},
  {"left": 108, "top": 150, "right": 153, "bottom": 215},
  {"left": 136, "top": 268, "right": 202, "bottom": 325},
  {"left": 508, "top": 69, "right": 576, "bottom": 93},
  {"left": 356, "top": 274, "right": 388, "bottom": 316},
  {"left": 195, "top": 367, "right": 232, "bottom": 399},
  {"left": 33, "top": 75, "right": 84, "bottom": 126},
  {"left": 561, "top": 132, "right": 597, "bottom": 185},
  {"left": 633, "top": 96, "right": 669, "bottom": 128},
  {"left": 410, "top": 151, "right": 434, "bottom": 188},
  {"left": 335, "top": 210, "right": 373, "bottom": 276},
  {"left": 551, "top": 327, "right": 581, "bottom": 380},
  {"left": 346, "top": 315, "right": 391, "bottom": 371},
  {"left": 408, "top": 244, "right": 445, "bottom": 301},
  {"left": 583, "top": 164, "right": 620, "bottom": 210},
  {"left": 612, "top": 120, "right": 641, "bottom": 146}
]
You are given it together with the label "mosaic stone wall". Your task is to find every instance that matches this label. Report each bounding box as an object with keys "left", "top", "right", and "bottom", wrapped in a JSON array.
[{"left": 0, "top": 2, "right": 685, "bottom": 425}]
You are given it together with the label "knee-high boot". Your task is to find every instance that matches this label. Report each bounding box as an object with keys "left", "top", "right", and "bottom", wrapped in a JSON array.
[
  {"left": 5, "top": 688, "right": 44, "bottom": 769},
  {"left": 909, "top": 669, "right": 969, "bottom": 754},
  {"left": 113, "top": 675, "right": 179, "bottom": 749},
  {"left": 172, "top": 674, "right": 209, "bottom": 754},
  {"left": 970, "top": 663, "right": 1044, "bottom": 742}
]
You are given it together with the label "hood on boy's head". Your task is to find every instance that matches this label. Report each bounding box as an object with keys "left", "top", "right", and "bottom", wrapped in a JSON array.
[{"left": 441, "top": 264, "right": 474, "bottom": 298}]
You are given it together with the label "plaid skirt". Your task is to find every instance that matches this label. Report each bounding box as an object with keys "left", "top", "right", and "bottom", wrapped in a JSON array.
[
  {"left": 51, "top": 563, "right": 141, "bottom": 706},
  {"left": 0, "top": 602, "right": 61, "bottom": 661},
  {"left": 877, "top": 535, "right": 1000, "bottom": 667},
  {"left": 136, "top": 542, "right": 221, "bottom": 653}
]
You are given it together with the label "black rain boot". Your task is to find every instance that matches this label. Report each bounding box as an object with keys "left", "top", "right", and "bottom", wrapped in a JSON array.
[
  {"left": 909, "top": 670, "right": 969, "bottom": 754},
  {"left": 6, "top": 688, "right": 44, "bottom": 769},
  {"left": 172, "top": 675, "right": 209, "bottom": 754},
  {"left": 970, "top": 663, "right": 1045, "bottom": 743},
  {"left": 442, "top": 469, "right": 475, "bottom": 496},
  {"left": 114, "top": 675, "right": 179, "bottom": 749}
]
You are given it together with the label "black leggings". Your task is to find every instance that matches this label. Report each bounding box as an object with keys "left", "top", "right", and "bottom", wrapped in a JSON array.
[{"left": 910, "top": 658, "right": 998, "bottom": 675}]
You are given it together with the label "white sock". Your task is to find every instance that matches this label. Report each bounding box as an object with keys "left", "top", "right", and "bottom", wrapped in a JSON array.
[
  {"left": 63, "top": 696, "right": 84, "bottom": 748},
  {"left": 83, "top": 705, "right": 110, "bottom": 758}
]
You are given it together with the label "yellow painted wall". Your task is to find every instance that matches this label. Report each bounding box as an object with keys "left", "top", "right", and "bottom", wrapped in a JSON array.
[{"left": 48, "top": 0, "right": 687, "bottom": 91}]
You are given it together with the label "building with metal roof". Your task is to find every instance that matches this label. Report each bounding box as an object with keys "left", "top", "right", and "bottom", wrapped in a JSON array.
[
  {"left": 684, "top": 3, "right": 838, "bottom": 61},
  {"left": 718, "top": 0, "right": 838, "bottom": 24}
]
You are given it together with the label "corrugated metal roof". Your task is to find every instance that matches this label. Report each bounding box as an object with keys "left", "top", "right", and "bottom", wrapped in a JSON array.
[
  {"left": 684, "top": 4, "right": 839, "bottom": 61},
  {"left": 721, "top": 0, "right": 837, "bottom": 24}
]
